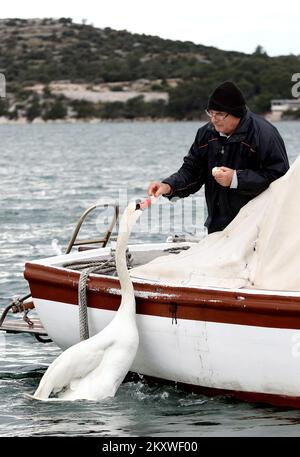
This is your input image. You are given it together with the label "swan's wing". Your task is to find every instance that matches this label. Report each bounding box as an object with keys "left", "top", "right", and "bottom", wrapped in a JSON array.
[
  {"left": 33, "top": 342, "right": 105, "bottom": 400},
  {"left": 33, "top": 319, "right": 122, "bottom": 400}
]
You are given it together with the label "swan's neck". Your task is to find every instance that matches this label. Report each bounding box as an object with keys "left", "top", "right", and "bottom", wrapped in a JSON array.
[{"left": 115, "top": 231, "right": 135, "bottom": 317}]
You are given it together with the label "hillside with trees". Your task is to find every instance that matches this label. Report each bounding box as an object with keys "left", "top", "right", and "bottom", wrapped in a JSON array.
[{"left": 0, "top": 18, "right": 299, "bottom": 121}]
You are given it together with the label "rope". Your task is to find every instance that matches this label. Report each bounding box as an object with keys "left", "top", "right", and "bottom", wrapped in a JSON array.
[
  {"left": 62, "top": 251, "right": 133, "bottom": 341},
  {"left": 78, "top": 266, "right": 90, "bottom": 341},
  {"left": 62, "top": 246, "right": 188, "bottom": 341},
  {"left": 0, "top": 293, "right": 32, "bottom": 327}
]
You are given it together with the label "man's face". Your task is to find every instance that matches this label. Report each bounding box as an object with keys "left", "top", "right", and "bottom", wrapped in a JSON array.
[{"left": 207, "top": 110, "right": 241, "bottom": 135}]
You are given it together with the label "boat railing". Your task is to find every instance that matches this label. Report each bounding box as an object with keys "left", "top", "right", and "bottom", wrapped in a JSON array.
[
  {"left": 65, "top": 202, "right": 119, "bottom": 253},
  {"left": 0, "top": 201, "right": 119, "bottom": 340},
  {"left": 0, "top": 294, "right": 51, "bottom": 342}
]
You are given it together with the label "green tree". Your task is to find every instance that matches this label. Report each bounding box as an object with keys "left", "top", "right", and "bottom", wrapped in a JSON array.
[
  {"left": 71, "top": 100, "right": 96, "bottom": 118},
  {"left": 167, "top": 81, "right": 209, "bottom": 119},
  {"left": 253, "top": 45, "right": 267, "bottom": 56},
  {"left": 26, "top": 94, "right": 41, "bottom": 121},
  {"left": 43, "top": 99, "right": 67, "bottom": 120},
  {"left": 0, "top": 99, "right": 8, "bottom": 116},
  {"left": 101, "top": 101, "right": 125, "bottom": 119}
]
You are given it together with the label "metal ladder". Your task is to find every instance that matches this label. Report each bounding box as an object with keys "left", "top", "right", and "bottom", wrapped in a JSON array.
[
  {"left": 65, "top": 201, "right": 119, "bottom": 253},
  {"left": 0, "top": 201, "right": 119, "bottom": 341}
]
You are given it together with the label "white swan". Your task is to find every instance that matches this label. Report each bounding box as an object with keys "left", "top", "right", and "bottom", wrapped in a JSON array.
[{"left": 32, "top": 197, "right": 153, "bottom": 401}]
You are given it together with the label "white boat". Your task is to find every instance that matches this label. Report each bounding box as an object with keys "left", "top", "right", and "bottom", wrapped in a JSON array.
[
  {"left": 23, "top": 240, "right": 300, "bottom": 409},
  {"left": 7, "top": 151, "right": 300, "bottom": 409}
]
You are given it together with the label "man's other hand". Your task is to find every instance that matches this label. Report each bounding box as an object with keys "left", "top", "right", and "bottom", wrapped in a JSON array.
[{"left": 212, "top": 167, "right": 234, "bottom": 187}]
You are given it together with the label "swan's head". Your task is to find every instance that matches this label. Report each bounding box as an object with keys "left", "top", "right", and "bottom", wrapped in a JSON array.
[
  {"left": 120, "top": 197, "right": 155, "bottom": 235},
  {"left": 120, "top": 201, "right": 143, "bottom": 234},
  {"left": 135, "top": 197, "right": 153, "bottom": 211},
  {"left": 126, "top": 200, "right": 142, "bottom": 213},
  {"left": 127, "top": 196, "right": 155, "bottom": 213}
]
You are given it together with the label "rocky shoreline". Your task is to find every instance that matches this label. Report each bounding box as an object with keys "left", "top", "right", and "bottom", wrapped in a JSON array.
[
  {"left": 0, "top": 113, "right": 294, "bottom": 124},
  {"left": 0, "top": 115, "right": 179, "bottom": 124}
]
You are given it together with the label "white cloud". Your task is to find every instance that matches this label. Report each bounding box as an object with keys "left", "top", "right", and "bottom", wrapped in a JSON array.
[{"left": 0, "top": 0, "right": 299, "bottom": 56}]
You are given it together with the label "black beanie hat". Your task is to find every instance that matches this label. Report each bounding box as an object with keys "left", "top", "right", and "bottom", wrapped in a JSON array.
[{"left": 207, "top": 81, "right": 246, "bottom": 118}]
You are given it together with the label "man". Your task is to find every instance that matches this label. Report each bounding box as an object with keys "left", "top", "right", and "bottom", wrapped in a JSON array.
[{"left": 148, "top": 81, "right": 289, "bottom": 233}]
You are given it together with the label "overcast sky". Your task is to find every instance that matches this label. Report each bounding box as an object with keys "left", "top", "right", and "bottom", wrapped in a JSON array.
[{"left": 1, "top": 0, "right": 299, "bottom": 56}]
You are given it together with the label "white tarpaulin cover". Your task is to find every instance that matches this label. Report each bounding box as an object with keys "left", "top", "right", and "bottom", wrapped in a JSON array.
[{"left": 131, "top": 155, "right": 300, "bottom": 291}]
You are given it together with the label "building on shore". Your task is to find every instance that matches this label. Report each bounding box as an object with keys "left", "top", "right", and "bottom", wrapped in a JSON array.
[{"left": 270, "top": 98, "right": 300, "bottom": 121}]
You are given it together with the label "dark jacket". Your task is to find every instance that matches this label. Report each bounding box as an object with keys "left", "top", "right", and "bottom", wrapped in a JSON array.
[{"left": 162, "top": 111, "right": 289, "bottom": 233}]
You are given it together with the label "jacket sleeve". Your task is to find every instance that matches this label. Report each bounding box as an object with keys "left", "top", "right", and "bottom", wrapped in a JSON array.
[
  {"left": 236, "top": 129, "right": 289, "bottom": 197},
  {"left": 162, "top": 127, "right": 208, "bottom": 199}
]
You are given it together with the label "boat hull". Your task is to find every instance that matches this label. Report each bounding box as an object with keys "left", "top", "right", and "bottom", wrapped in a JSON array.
[{"left": 24, "top": 256, "right": 300, "bottom": 408}]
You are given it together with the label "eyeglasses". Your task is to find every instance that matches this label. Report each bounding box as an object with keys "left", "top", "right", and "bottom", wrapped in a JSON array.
[{"left": 205, "top": 109, "right": 229, "bottom": 121}]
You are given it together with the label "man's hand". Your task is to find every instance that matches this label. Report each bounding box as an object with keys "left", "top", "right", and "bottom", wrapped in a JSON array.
[
  {"left": 212, "top": 166, "right": 234, "bottom": 187},
  {"left": 148, "top": 181, "right": 171, "bottom": 197}
]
